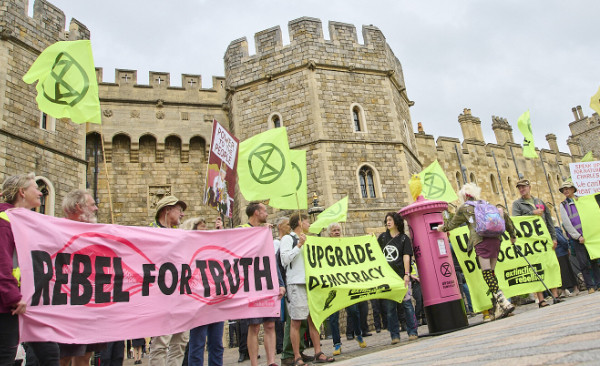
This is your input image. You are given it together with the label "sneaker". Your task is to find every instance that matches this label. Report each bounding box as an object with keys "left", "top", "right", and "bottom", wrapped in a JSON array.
[
  {"left": 482, "top": 310, "right": 491, "bottom": 322},
  {"left": 589, "top": 288, "right": 596, "bottom": 294},
  {"left": 408, "top": 334, "right": 418, "bottom": 341},
  {"left": 391, "top": 337, "right": 400, "bottom": 345},
  {"left": 356, "top": 336, "right": 367, "bottom": 348},
  {"left": 333, "top": 344, "right": 342, "bottom": 356}
]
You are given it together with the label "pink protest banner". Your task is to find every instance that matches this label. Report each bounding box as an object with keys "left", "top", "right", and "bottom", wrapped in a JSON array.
[{"left": 7, "top": 208, "right": 279, "bottom": 343}]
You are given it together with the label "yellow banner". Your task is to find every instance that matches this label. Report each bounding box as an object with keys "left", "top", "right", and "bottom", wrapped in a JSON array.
[
  {"left": 308, "top": 196, "right": 348, "bottom": 234},
  {"left": 448, "top": 215, "right": 561, "bottom": 312},
  {"left": 517, "top": 110, "right": 538, "bottom": 159},
  {"left": 268, "top": 150, "right": 307, "bottom": 210},
  {"left": 573, "top": 193, "right": 600, "bottom": 260},
  {"left": 420, "top": 160, "right": 459, "bottom": 203},
  {"left": 304, "top": 235, "right": 406, "bottom": 329}
]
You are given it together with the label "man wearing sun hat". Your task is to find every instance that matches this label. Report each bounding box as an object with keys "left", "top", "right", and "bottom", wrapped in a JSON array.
[
  {"left": 559, "top": 180, "right": 600, "bottom": 294},
  {"left": 148, "top": 195, "right": 188, "bottom": 366},
  {"left": 512, "top": 178, "right": 561, "bottom": 307}
]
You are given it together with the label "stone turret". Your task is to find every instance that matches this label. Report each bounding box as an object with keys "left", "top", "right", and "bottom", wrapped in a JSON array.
[
  {"left": 458, "top": 108, "right": 484, "bottom": 142},
  {"left": 491, "top": 116, "right": 513, "bottom": 145},
  {"left": 545, "top": 133, "right": 559, "bottom": 153},
  {"left": 567, "top": 136, "right": 582, "bottom": 157}
]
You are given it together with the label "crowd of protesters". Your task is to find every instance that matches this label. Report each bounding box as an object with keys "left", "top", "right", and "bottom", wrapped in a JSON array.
[{"left": 2, "top": 172, "right": 599, "bottom": 366}]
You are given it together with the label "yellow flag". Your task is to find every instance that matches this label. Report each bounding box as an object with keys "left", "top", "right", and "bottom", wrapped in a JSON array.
[
  {"left": 237, "top": 128, "right": 295, "bottom": 201},
  {"left": 420, "top": 160, "right": 458, "bottom": 202},
  {"left": 268, "top": 150, "right": 307, "bottom": 210},
  {"left": 580, "top": 151, "right": 594, "bottom": 162},
  {"left": 517, "top": 110, "right": 538, "bottom": 159},
  {"left": 574, "top": 193, "right": 600, "bottom": 260},
  {"left": 308, "top": 196, "right": 348, "bottom": 234},
  {"left": 23, "top": 40, "right": 101, "bottom": 124},
  {"left": 590, "top": 86, "right": 600, "bottom": 116}
]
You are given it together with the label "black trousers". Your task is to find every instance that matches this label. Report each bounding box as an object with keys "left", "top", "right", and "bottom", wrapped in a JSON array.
[
  {"left": 99, "top": 341, "right": 124, "bottom": 366},
  {"left": 0, "top": 312, "right": 19, "bottom": 366}
]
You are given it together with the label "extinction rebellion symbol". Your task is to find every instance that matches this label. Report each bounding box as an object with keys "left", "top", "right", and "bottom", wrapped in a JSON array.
[
  {"left": 43, "top": 52, "right": 90, "bottom": 106},
  {"left": 440, "top": 262, "right": 452, "bottom": 277},
  {"left": 319, "top": 202, "right": 342, "bottom": 219},
  {"left": 422, "top": 172, "right": 446, "bottom": 199},
  {"left": 282, "top": 162, "right": 302, "bottom": 197},
  {"left": 248, "top": 143, "right": 286, "bottom": 184}
]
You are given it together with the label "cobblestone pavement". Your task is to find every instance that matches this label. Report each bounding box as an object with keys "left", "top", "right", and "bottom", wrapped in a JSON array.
[{"left": 124, "top": 291, "right": 599, "bottom": 366}]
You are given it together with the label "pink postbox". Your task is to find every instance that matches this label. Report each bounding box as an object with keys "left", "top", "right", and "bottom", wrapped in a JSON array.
[{"left": 400, "top": 196, "right": 468, "bottom": 334}]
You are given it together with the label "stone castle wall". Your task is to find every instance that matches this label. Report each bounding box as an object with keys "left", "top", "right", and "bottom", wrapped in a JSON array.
[
  {"left": 224, "top": 17, "right": 419, "bottom": 234},
  {"left": 0, "top": 0, "right": 87, "bottom": 215},
  {"left": 568, "top": 105, "right": 600, "bottom": 160}
]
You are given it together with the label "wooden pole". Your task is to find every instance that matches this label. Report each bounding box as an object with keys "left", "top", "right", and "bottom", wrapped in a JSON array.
[{"left": 99, "top": 124, "right": 115, "bottom": 224}]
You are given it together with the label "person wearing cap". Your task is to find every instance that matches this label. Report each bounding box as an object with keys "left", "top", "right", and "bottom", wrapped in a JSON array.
[
  {"left": 559, "top": 181, "right": 600, "bottom": 294},
  {"left": 512, "top": 179, "right": 561, "bottom": 307},
  {"left": 148, "top": 196, "right": 189, "bottom": 366}
]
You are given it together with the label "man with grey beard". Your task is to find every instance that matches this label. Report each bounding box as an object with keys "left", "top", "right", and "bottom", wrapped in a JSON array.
[{"left": 59, "top": 189, "right": 108, "bottom": 366}]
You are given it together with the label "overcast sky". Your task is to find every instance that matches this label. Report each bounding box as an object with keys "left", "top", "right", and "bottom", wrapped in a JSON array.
[{"left": 39, "top": 0, "right": 600, "bottom": 152}]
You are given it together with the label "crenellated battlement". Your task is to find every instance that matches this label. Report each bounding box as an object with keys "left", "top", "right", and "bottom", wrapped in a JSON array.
[
  {"left": 224, "top": 17, "right": 402, "bottom": 91},
  {"left": 94, "top": 68, "right": 226, "bottom": 104},
  {"left": 0, "top": 0, "right": 89, "bottom": 53}
]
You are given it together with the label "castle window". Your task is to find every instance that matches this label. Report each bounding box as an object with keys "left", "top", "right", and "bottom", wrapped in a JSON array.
[
  {"left": 490, "top": 174, "right": 499, "bottom": 194},
  {"left": 470, "top": 173, "right": 477, "bottom": 184},
  {"left": 507, "top": 177, "right": 514, "bottom": 196},
  {"left": 358, "top": 165, "right": 377, "bottom": 198},
  {"left": 268, "top": 113, "right": 283, "bottom": 129},
  {"left": 40, "top": 112, "right": 55, "bottom": 131},
  {"left": 350, "top": 104, "right": 367, "bottom": 133},
  {"left": 456, "top": 172, "right": 462, "bottom": 189},
  {"left": 180, "top": 112, "right": 189, "bottom": 120}
]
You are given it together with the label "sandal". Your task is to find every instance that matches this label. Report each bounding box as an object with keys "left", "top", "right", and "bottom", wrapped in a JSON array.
[
  {"left": 293, "top": 357, "right": 306, "bottom": 366},
  {"left": 538, "top": 300, "right": 550, "bottom": 308},
  {"left": 313, "top": 351, "right": 335, "bottom": 363}
]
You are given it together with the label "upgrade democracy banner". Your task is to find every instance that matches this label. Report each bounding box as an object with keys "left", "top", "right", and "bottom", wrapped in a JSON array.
[
  {"left": 448, "top": 215, "right": 561, "bottom": 313},
  {"left": 304, "top": 235, "right": 407, "bottom": 329},
  {"left": 7, "top": 208, "right": 280, "bottom": 343}
]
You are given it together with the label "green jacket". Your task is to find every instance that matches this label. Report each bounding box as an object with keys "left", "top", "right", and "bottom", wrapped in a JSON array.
[{"left": 440, "top": 199, "right": 516, "bottom": 252}]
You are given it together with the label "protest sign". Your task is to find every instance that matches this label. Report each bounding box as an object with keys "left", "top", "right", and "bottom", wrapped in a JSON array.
[
  {"left": 448, "top": 215, "right": 561, "bottom": 312},
  {"left": 569, "top": 161, "right": 600, "bottom": 196},
  {"left": 574, "top": 192, "right": 600, "bottom": 259},
  {"left": 304, "top": 235, "right": 406, "bottom": 328},
  {"left": 203, "top": 120, "right": 239, "bottom": 217},
  {"left": 7, "top": 208, "right": 279, "bottom": 343}
]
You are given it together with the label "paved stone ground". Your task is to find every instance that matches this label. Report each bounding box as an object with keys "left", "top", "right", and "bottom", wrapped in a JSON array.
[{"left": 125, "top": 291, "right": 599, "bottom": 366}]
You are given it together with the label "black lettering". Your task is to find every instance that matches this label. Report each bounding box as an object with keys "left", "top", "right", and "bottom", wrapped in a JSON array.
[
  {"left": 497, "top": 249, "right": 505, "bottom": 262},
  {"left": 325, "top": 246, "right": 335, "bottom": 267},
  {"left": 196, "top": 260, "right": 211, "bottom": 297},
  {"left": 335, "top": 247, "right": 347, "bottom": 266},
  {"left": 71, "top": 254, "right": 92, "bottom": 305},
  {"left": 179, "top": 264, "right": 192, "bottom": 295},
  {"left": 319, "top": 274, "right": 329, "bottom": 288},
  {"left": 307, "top": 245, "right": 317, "bottom": 268},
  {"left": 455, "top": 233, "right": 469, "bottom": 252},
  {"left": 520, "top": 221, "right": 533, "bottom": 238},
  {"left": 223, "top": 259, "right": 240, "bottom": 294},
  {"left": 158, "top": 262, "right": 178, "bottom": 295},
  {"left": 52, "top": 253, "right": 70, "bottom": 305},
  {"left": 327, "top": 273, "right": 340, "bottom": 287},
  {"left": 523, "top": 243, "right": 534, "bottom": 256},
  {"left": 360, "top": 270, "right": 371, "bottom": 281},
  {"left": 354, "top": 245, "right": 366, "bottom": 263},
  {"left": 346, "top": 247, "right": 357, "bottom": 265},
  {"left": 254, "top": 256, "right": 273, "bottom": 291},
  {"left": 532, "top": 218, "right": 545, "bottom": 236},
  {"left": 208, "top": 261, "right": 227, "bottom": 296},
  {"left": 337, "top": 273, "right": 348, "bottom": 284},
  {"left": 112, "top": 257, "right": 129, "bottom": 303},
  {"left": 94, "top": 256, "right": 111, "bottom": 303},
  {"left": 465, "top": 260, "right": 476, "bottom": 273},
  {"left": 365, "top": 242, "right": 376, "bottom": 261},
  {"left": 316, "top": 246, "right": 325, "bottom": 268},
  {"left": 239, "top": 258, "right": 253, "bottom": 292},
  {"left": 308, "top": 276, "right": 319, "bottom": 291},
  {"left": 31, "top": 251, "right": 52, "bottom": 306},
  {"left": 351, "top": 272, "right": 362, "bottom": 282},
  {"left": 142, "top": 264, "right": 156, "bottom": 296}
]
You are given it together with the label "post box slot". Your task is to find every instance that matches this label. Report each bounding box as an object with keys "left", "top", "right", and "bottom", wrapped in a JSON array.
[{"left": 429, "top": 222, "right": 441, "bottom": 231}]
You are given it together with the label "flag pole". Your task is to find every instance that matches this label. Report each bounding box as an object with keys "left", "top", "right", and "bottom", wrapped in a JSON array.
[
  {"left": 539, "top": 151, "right": 561, "bottom": 227},
  {"left": 491, "top": 151, "right": 508, "bottom": 209},
  {"left": 99, "top": 124, "right": 115, "bottom": 224}
]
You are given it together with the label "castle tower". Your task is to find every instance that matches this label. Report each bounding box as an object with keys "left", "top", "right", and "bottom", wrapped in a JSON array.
[
  {"left": 491, "top": 116, "right": 514, "bottom": 145},
  {"left": 458, "top": 108, "right": 484, "bottom": 142},
  {"left": 568, "top": 105, "right": 600, "bottom": 159},
  {"left": 224, "top": 17, "right": 420, "bottom": 234},
  {"left": 0, "top": 0, "right": 89, "bottom": 216}
]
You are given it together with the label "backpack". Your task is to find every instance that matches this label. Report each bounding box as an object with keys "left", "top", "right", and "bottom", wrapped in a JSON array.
[
  {"left": 276, "top": 234, "right": 298, "bottom": 288},
  {"left": 465, "top": 200, "right": 505, "bottom": 237}
]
